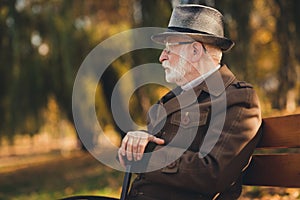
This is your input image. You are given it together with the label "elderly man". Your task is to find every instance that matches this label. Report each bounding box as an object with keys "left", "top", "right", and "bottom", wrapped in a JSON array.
[{"left": 118, "top": 4, "right": 261, "bottom": 200}]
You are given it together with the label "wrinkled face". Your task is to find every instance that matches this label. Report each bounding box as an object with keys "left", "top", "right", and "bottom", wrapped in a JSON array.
[
  {"left": 159, "top": 36, "right": 199, "bottom": 86},
  {"left": 162, "top": 48, "right": 190, "bottom": 85}
]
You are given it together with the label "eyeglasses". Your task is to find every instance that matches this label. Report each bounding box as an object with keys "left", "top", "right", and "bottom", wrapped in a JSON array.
[
  {"left": 164, "top": 41, "right": 207, "bottom": 54},
  {"left": 164, "top": 41, "right": 193, "bottom": 54}
]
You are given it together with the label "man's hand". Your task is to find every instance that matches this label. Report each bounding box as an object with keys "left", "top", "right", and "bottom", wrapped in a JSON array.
[{"left": 118, "top": 131, "right": 165, "bottom": 167}]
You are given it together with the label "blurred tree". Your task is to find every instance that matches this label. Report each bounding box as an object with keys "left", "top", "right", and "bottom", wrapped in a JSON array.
[
  {"left": 272, "top": 0, "right": 299, "bottom": 110},
  {"left": 1, "top": 0, "right": 47, "bottom": 142},
  {"left": 0, "top": 0, "right": 299, "bottom": 146},
  {"left": 214, "top": 1, "right": 255, "bottom": 83},
  {"left": 0, "top": 0, "right": 136, "bottom": 145},
  {"left": 128, "top": 0, "right": 172, "bottom": 126}
]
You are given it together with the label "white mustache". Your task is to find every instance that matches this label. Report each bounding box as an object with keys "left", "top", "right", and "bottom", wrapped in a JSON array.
[{"left": 162, "top": 61, "right": 171, "bottom": 69}]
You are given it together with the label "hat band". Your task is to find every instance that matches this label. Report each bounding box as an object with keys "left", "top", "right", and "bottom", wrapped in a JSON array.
[{"left": 167, "top": 26, "right": 212, "bottom": 35}]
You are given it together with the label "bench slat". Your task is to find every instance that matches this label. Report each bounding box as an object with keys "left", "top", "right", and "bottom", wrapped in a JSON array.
[
  {"left": 257, "top": 114, "right": 300, "bottom": 148},
  {"left": 243, "top": 154, "right": 300, "bottom": 187}
]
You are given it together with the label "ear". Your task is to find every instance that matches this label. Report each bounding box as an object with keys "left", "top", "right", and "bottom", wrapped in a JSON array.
[{"left": 190, "top": 42, "right": 203, "bottom": 63}]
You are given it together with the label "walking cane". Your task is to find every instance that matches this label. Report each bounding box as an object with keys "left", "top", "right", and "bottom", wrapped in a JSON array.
[{"left": 120, "top": 165, "right": 132, "bottom": 200}]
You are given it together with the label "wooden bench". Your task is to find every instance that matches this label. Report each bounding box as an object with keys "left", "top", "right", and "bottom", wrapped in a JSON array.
[{"left": 243, "top": 114, "right": 300, "bottom": 188}]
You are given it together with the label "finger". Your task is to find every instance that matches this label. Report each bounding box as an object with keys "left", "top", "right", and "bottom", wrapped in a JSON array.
[
  {"left": 153, "top": 137, "right": 165, "bottom": 145},
  {"left": 132, "top": 137, "right": 141, "bottom": 161},
  {"left": 149, "top": 135, "right": 165, "bottom": 145},
  {"left": 118, "top": 148, "right": 126, "bottom": 168},
  {"left": 136, "top": 138, "right": 148, "bottom": 160},
  {"left": 120, "top": 135, "right": 129, "bottom": 156},
  {"left": 126, "top": 136, "right": 133, "bottom": 161}
]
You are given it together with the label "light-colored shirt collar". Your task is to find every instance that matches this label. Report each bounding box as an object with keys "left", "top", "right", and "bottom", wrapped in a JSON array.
[{"left": 181, "top": 64, "right": 221, "bottom": 91}]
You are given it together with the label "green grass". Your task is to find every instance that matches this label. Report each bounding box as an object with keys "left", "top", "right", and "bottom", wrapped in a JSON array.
[{"left": 0, "top": 151, "right": 124, "bottom": 200}]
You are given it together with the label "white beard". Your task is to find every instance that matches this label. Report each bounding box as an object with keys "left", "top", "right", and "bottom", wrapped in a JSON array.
[{"left": 162, "top": 55, "right": 190, "bottom": 85}]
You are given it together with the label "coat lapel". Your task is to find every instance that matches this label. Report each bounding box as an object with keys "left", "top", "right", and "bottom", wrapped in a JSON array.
[
  {"left": 148, "top": 65, "right": 236, "bottom": 134},
  {"left": 148, "top": 86, "right": 202, "bottom": 133}
]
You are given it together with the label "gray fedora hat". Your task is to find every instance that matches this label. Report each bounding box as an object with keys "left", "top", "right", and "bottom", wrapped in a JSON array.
[{"left": 151, "top": 4, "right": 234, "bottom": 52}]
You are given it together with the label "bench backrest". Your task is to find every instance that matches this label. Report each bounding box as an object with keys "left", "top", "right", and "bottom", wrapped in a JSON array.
[{"left": 243, "top": 114, "right": 300, "bottom": 188}]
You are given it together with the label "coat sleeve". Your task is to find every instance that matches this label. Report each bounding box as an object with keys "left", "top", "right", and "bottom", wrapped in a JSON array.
[{"left": 144, "top": 86, "right": 262, "bottom": 195}]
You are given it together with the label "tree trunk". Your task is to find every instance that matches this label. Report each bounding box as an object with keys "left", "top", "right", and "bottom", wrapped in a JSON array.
[{"left": 273, "top": 0, "right": 298, "bottom": 110}]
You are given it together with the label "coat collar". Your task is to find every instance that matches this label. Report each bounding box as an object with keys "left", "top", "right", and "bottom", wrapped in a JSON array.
[
  {"left": 198, "top": 64, "right": 236, "bottom": 97},
  {"left": 164, "top": 64, "right": 236, "bottom": 109},
  {"left": 147, "top": 65, "right": 236, "bottom": 133}
]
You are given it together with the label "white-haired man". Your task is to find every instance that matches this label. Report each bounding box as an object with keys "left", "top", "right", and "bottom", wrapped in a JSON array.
[{"left": 119, "top": 4, "right": 261, "bottom": 200}]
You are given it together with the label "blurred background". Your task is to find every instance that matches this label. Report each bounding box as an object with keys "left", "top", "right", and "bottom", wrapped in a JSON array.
[{"left": 0, "top": 0, "right": 299, "bottom": 199}]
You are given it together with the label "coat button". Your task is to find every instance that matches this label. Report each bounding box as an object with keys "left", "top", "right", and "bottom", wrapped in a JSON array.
[{"left": 182, "top": 112, "right": 190, "bottom": 125}]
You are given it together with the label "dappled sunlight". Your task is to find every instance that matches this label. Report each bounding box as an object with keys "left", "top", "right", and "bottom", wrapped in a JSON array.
[
  {"left": 0, "top": 150, "right": 299, "bottom": 199},
  {"left": 0, "top": 151, "right": 124, "bottom": 200},
  {"left": 97, "top": 125, "right": 122, "bottom": 148},
  {"left": 0, "top": 97, "right": 78, "bottom": 158},
  {"left": 241, "top": 186, "right": 300, "bottom": 200},
  {"left": 0, "top": 0, "right": 300, "bottom": 199},
  {"left": 0, "top": 129, "right": 78, "bottom": 158}
]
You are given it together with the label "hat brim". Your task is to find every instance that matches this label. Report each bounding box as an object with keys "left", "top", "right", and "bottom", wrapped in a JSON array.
[{"left": 151, "top": 32, "right": 234, "bottom": 52}]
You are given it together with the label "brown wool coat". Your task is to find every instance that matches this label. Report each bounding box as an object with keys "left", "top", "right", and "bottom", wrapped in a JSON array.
[{"left": 127, "top": 65, "right": 262, "bottom": 200}]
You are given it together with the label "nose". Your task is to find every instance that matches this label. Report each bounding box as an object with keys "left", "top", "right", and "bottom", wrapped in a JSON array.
[{"left": 159, "top": 49, "right": 168, "bottom": 63}]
